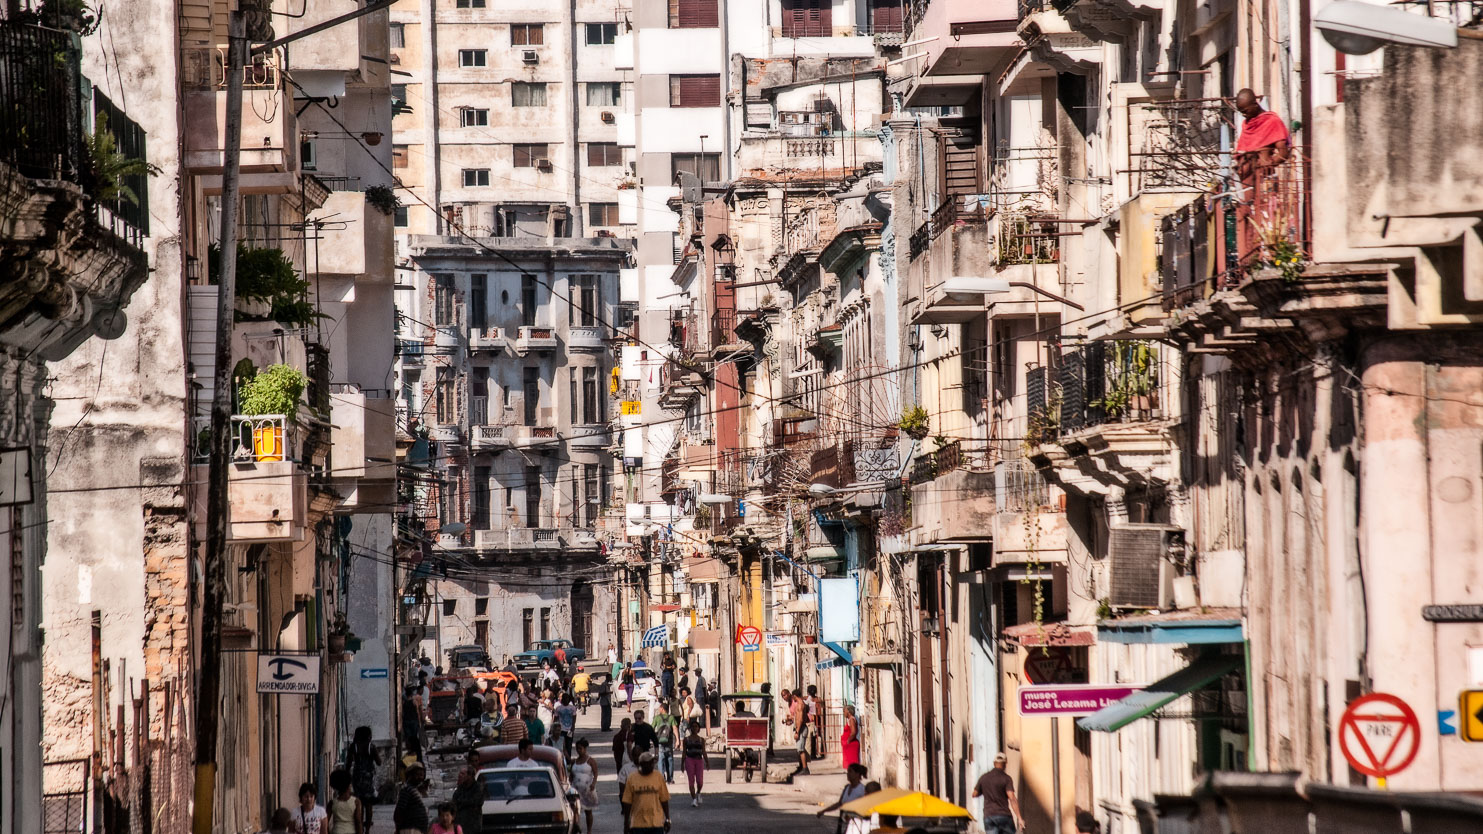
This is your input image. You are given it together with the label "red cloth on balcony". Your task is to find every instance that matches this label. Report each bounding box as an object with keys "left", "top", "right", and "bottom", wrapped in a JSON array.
[{"left": 1235, "top": 110, "right": 1290, "bottom": 153}]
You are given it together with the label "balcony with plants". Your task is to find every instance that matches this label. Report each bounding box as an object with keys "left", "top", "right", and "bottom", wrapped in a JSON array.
[
  {"left": 0, "top": 15, "right": 153, "bottom": 355},
  {"left": 225, "top": 364, "right": 313, "bottom": 543}
]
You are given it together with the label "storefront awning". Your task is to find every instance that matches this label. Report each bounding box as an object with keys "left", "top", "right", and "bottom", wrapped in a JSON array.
[{"left": 1076, "top": 653, "right": 1242, "bottom": 733}]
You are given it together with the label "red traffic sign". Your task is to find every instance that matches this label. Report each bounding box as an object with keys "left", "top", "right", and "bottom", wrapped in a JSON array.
[
  {"left": 1024, "top": 647, "right": 1077, "bottom": 684},
  {"left": 735, "top": 625, "right": 763, "bottom": 647},
  {"left": 1338, "top": 693, "right": 1421, "bottom": 780}
]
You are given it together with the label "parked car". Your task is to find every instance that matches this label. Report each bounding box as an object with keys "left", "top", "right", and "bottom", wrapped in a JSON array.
[
  {"left": 512, "top": 639, "right": 587, "bottom": 671},
  {"left": 475, "top": 764, "right": 572, "bottom": 834}
]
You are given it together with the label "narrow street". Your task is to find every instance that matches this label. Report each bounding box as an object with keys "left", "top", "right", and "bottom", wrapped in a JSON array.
[{"left": 423, "top": 700, "right": 846, "bottom": 834}]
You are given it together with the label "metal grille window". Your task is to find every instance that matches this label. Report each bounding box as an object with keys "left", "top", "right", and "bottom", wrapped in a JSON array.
[
  {"left": 433, "top": 274, "right": 455, "bottom": 324},
  {"left": 587, "top": 143, "right": 622, "bottom": 166},
  {"left": 668, "top": 0, "right": 719, "bottom": 27},
  {"left": 669, "top": 74, "right": 720, "bottom": 107},
  {"left": 588, "top": 202, "right": 619, "bottom": 226},
  {"left": 586, "top": 23, "right": 618, "bottom": 44},
  {"left": 462, "top": 168, "right": 490, "bottom": 187},
  {"left": 458, "top": 49, "right": 487, "bottom": 67},
  {"left": 514, "top": 143, "right": 549, "bottom": 168},
  {"left": 460, "top": 108, "right": 489, "bottom": 127},
  {"left": 586, "top": 82, "right": 621, "bottom": 107},
  {"left": 511, "top": 23, "right": 543, "bottom": 45},
  {"left": 512, "top": 82, "right": 547, "bottom": 107}
]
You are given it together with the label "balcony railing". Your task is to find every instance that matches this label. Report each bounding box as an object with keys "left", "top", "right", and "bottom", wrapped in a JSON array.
[
  {"left": 910, "top": 441, "right": 962, "bottom": 485},
  {"left": 995, "top": 211, "right": 1061, "bottom": 265},
  {"left": 0, "top": 22, "right": 85, "bottom": 183},
  {"left": 929, "top": 197, "right": 990, "bottom": 241},
  {"left": 229, "top": 414, "right": 294, "bottom": 462},
  {"left": 1037, "top": 341, "right": 1165, "bottom": 443}
]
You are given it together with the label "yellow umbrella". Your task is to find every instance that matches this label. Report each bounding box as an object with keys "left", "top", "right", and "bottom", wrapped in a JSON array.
[
  {"left": 838, "top": 787, "right": 914, "bottom": 816},
  {"left": 867, "top": 791, "right": 975, "bottom": 819}
]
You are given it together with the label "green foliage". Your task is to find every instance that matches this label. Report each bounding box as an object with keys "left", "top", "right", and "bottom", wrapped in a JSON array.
[
  {"left": 1250, "top": 238, "right": 1308, "bottom": 283},
  {"left": 1093, "top": 341, "right": 1157, "bottom": 418},
  {"left": 1096, "top": 598, "right": 1114, "bottom": 620},
  {"left": 898, "top": 405, "right": 930, "bottom": 440},
  {"left": 86, "top": 112, "right": 158, "bottom": 207},
  {"left": 208, "top": 243, "right": 323, "bottom": 327},
  {"left": 13, "top": 0, "right": 99, "bottom": 34},
  {"left": 237, "top": 364, "right": 307, "bottom": 420},
  {"left": 364, "top": 184, "right": 400, "bottom": 216}
]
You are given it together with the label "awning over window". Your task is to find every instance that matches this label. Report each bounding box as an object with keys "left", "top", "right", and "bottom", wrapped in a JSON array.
[{"left": 1076, "top": 653, "right": 1242, "bottom": 733}]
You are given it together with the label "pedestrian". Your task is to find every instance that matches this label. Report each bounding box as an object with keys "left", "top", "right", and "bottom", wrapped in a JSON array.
[
  {"left": 661, "top": 653, "right": 676, "bottom": 700},
  {"left": 677, "top": 666, "right": 690, "bottom": 696},
  {"left": 570, "top": 738, "right": 601, "bottom": 834},
  {"left": 631, "top": 709, "right": 658, "bottom": 756},
  {"left": 347, "top": 726, "right": 381, "bottom": 831},
  {"left": 261, "top": 808, "right": 294, "bottom": 834},
  {"left": 290, "top": 782, "right": 328, "bottom": 834},
  {"left": 805, "top": 685, "right": 823, "bottom": 760},
  {"left": 612, "top": 717, "right": 632, "bottom": 769},
  {"left": 428, "top": 804, "right": 460, "bottom": 834},
  {"left": 621, "top": 663, "right": 636, "bottom": 708},
  {"left": 451, "top": 767, "right": 483, "bottom": 834},
  {"left": 505, "top": 738, "right": 539, "bottom": 767},
  {"left": 606, "top": 642, "right": 618, "bottom": 666},
  {"left": 652, "top": 700, "right": 678, "bottom": 783},
  {"left": 523, "top": 706, "right": 546, "bottom": 749},
  {"left": 598, "top": 673, "right": 614, "bottom": 731},
  {"left": 840, "top": 704, "right": 861, "bottom": 770},
  {"left": 616, "top": 744, "right": 638, "bottom": 799},
  {"left": 972, "top": 752, "right": 1024, "bottom": 834},
  {"left": 499, "top": 704, "right": 528, "bottom": 744},
  {"left": 845, "top": 783, "right": 881, "bottom": 834},
  {"left": 784, "top": 688, "right": 811, "bottom": 775},
  {"left": 327, "top": 770, "right": 362, "bottom": 834},
  {"left": 621, "top": 751, "right": 671, "bottom": 834},
  {"left": 556, "top": 693, "right": 579, "bottom": 759},
  {"left": 463, "top": 685, "right": 484, "bottom": 722},
  {"left": 681, "top": 720, "right": 708, "bottom": 807},
  {"left": 395, "top": 760, "right": 430, "bottom": 834},
  {"left": 572, "top": 668, "right": 592, "bottom": 711},
  {"left": 706, "top": 680, "right": 721, "bottom": 727},
  {"left": 816, "top": 764, "right": 868, "bottom": 830},
  {"left": 679, "top": 687, "right": 701, "bottom": 728},
  {"left": 401, "top": 688, "right": 424, "bottom": 763}
]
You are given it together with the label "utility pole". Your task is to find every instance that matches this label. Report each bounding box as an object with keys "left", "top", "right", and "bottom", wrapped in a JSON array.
[{"left": 192, "top": 11, "right": 244, "bottom": 834}]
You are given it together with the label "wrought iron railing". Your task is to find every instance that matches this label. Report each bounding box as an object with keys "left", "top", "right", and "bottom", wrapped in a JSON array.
[
  {"left": 229, "top": 414, "right": 294, "bottom": 462},
  {"left": 0, "top": 22, "right": 85, "bottom": 183},
  {"left": 929, "top": 197, "right": 990, "bottom": 241},
  {"left": 995, "top": 211, "right": 1061, "bottom": 264},
  {"left": 909, "top": 440, "right": 962, "bottom": 485}
]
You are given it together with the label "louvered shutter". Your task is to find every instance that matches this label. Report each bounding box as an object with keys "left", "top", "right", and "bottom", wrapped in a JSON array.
[
  {"left": 672, "top": 75, "right": 720, "bottom": 107},
  {"left": 871, "top": 0, "right": 903, "bottom": 32}
]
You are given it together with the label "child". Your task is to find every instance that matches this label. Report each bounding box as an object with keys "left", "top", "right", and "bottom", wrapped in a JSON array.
[
  {"left": 326, "top": 770, "right": 362, "bottom": 834},
  {"left": 429, "top": 803, "right": 461, "bottom": 834}
]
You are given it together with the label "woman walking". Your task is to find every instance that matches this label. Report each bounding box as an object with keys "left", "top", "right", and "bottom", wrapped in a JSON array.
[
  {"left": 840, "top": 704, "right": 861, "bottom": 770},
  {"left": 681, "top": 720, "right": 708, "bottom": 807},
  {"left": 611, "top": 717, "right": 632, "bottom": 769},
  {"left": 346, "top": 727, "right": 380, "bottom": 831},
  {"left": 620, "top": 663, "right": 636, "bottom": 708},
  {"left": 327, "top": 770, "right": 362, "bottom": 834},
  {"left": 570, "top": 738, "right": 601, "bottom": 834}
]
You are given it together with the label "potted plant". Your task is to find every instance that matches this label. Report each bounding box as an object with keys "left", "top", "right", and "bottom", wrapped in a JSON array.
[
  {"left": 364, "top": 183, "right": 400, "bottom": 216},
  {"left": 209, "top": 244, "right": 321, "bottom": 327},
  {"left": 898, "top": 404, "right": 930, "bottom": 441},
  {"left": 327, "top": 612, "right": 351, "bottom": 654},
  {"left": 237, "top": 364, "right": 307, "bottom": 462}
]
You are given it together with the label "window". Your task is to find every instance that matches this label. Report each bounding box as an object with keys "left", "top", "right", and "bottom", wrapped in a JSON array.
[
  {"left": 588, "top": 203, "right": 619, "bottom": 227},
  {"left": 521, "top": 274, "right": 538, "bottom": 326},
  {"left": 433, "top": 273, "right": 455, "bottom": 324},
  {"left": 539, "top": 607, "right": 550, "bottom": 641},
  {"left": 569, "top": 274, "right": 599, "bottom": 326},
  {"left": 475, "top": 620, "right": 489, "bottom": 647},
  {"left": 525, "top": 465, "right": 542, "bottom": 527},
  {"left": 522, "top": 609, "right": 533, "bottom": 648},
  {"left": 394, "top": 205, "right": 409, "bottom": 227},
  {"left": 669, "top": 74, "right": 720, "bottom": 107},
  {"left": 472, "top": 465, "right": 490, "bottom": 527},
  {"left": 582, "top": 367, "right": 598, "bottom": 424},
  {"left": 868, "top": 0, "right": 904, "bottom": 32},
  {"left": 585, "top": 22, "right": 618, "bottom": 44},
  {"left": 460, "top": 108, "right": 489, "bottom": 127},
  {"left": 392, "top": 144, "right": 409, "bottom": 168},
  {"left": 469, "top": 273, "right": 487, "bottom": 328},
  {"left": 668, "top": 0, "right": 718, "bottom": 27},
  {"left": 671, "top": 153, "right": 721, "bottom": 183},
  {"left": 455, "top": 0, "right": 485, "bottom": 7},
  {"left": 523, "top": 367, "right": 540, "bottom": 425},
  {"left": 458, "top": 49, "right": 486, "bottom": 67},
  {"left": 435, "top": 367, "right": 455, "bottom": 422},
  {"left": 781, "top": 0, "right": 832, "bottom": 37},
  {"left": 514, "top": 144, "right": 549, "bottom": 168},
  {"left": 443, "top": 599, "right": 457, "bottom": 616},
  {"left": 300, "top": 139, "right": 317, "bottom": 171},
  {"left": 569, "top": 370, "right": 579, "bottom": 424},
  {"left": 391, "top": 84, "right": 411, "bottom": 116},
  {"left": 462, "top": 168, "right": 490, "bottom": 187},
  {"left": 511, "top": 23, "right": 543, "bottom": 45},
  {"left": 585, "top": 82, "right": 621, "bottom": 107},
  {"left": 475, "top": 597, "right": 489, "bottom": 616},
  {"left": 390, "top": 22, "right": 406, "bottom": 47},
  {"left": 512, "top": 82, "right": 547, "bottom": 107},
  {"left": 587, "top": 143, "right": 622, "bottom": 167}
]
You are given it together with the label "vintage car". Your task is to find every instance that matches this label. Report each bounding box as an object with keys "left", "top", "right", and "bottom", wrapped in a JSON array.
[{"left": 512, "top": 639, "right": 587, "bottom": 671}]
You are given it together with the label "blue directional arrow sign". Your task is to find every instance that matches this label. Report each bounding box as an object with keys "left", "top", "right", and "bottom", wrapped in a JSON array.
[{"left": 1439, "top": 709, "right": 1458, "bottom": 736}]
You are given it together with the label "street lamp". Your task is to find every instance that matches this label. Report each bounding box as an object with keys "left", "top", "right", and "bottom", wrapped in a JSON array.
[
  {"left": 1315, "top": 1, "right": 1458, "bottom": 54},
  {"left": 942, "top": 276, "right": 1086, "bottom": 311}
]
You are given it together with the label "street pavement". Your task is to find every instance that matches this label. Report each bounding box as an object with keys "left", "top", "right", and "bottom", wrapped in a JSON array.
[{"left": 422, "top": 697, "right": 847, "bottom": 834}]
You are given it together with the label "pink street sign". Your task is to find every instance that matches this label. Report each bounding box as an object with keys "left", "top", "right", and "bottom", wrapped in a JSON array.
[{"left": 1019, "top": 684, "right": 1142, "bottom": 717}]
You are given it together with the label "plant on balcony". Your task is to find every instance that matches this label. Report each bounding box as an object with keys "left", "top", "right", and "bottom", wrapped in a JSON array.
[
  {"left": 11, "top": 0, "right": 99, "bottom": 34},
  {"left": 364, "top": 183, "right": 400, "bottom": 216},
  {"left": 897, "top": 405, "right": 930, "bottom": 440},
  {"left": 238, "top": 364, "right": 306, "bottom": 461},
  {"left": 86, "top": 112, "right": 159, "bottom": 206},
  {"left": 209, "top": 243, "right": 323, "bottom": 327},
  {"left": 1094, "top": 341, "right": 1157, "bottom": 419},
  {"left": 1248, "top": 235, "right": 1307, "bottom": 283}
]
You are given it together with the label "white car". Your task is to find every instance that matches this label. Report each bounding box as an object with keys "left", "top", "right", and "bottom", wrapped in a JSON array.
[{"left": 477, "top": 765, "right": 573, "bottom": 834}]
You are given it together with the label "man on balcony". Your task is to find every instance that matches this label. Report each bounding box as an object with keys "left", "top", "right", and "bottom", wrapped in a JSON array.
[{"left": 1232, "top": 89, "right": 1296, "bottom": 270}]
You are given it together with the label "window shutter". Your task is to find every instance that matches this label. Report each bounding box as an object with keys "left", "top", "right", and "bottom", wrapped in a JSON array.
[
  {"left": 673, "top": 0, "right": 718, "bottom": 27},
  {"left": 672, "top": 74, "right": 720, "bottom": 107},
  {"left": 871, "top": 0, "right": 903, "bottom": 32}
]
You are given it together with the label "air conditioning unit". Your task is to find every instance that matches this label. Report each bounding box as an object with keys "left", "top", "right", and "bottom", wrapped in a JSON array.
[
  {"left": 601, "top": 111, "right": 616, "bottom": 124},
  {"left": 521, "top": 49, "right": 539, "bottom": 64},
  {"left": 1107, "top": 523, "right": 1187, "bottom": 610},
  {"left": 535, "top": 158, "right": 553, "bottom": 172}
]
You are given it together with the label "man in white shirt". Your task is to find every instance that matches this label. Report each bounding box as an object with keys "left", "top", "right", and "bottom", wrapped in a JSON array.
[{"left": 505, "top": 738, "right": 539, "bottom": 767}]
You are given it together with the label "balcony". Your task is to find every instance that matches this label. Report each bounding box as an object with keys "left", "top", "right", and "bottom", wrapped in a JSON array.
[
  {"left": 182, "top": 46, "right": 298, "bottom": 179},
  {"left": 469, "top": 327, "right": 507, "bottom": 353},
  {"left": 226, "top": 415, "right": 308, "bottom": 543},
  {"left": 569, "top": 424, "right": 609, "bottom": 448},
  {"left": 0, "top": 22, "right": 150, "bottom": 353},
  {"left": 907, "top": 442, "right": 997, "bottom": 546},
  {"left": 306, "top": 190, "right": 394, "bottom": 282},
  {"left": 428, "top": 423, "right": 462, "bottom": 444},
  {"left": 658, "top": 365, "right": 705, "bottom": 410},
  {"left": 471, "top": 423, "right": 513, "bottom": 452},
  {"left": 433, "top": 325, "right": 460, "bottom": 351},
  {"left": 515, "top": 325, "right": 558, "bottom": 353},
  {"left": 568, "top": 326, "right": 605, "bottom": 351},
  {"left": 472, "top": 525, "right": 593, "bottom": 553},
  {"left": 735, "top": 134, "right": 883, "bottom": 179},
  {"left": 1027, "top": 341, "right": 1172, "bottom": 468},
  {"left": 329, "top": 385, "right": 396, "bottom": 485},
  {"left": 906, "top": 0, "right": 1021, "bottom": 77},
  {"left": 513, "top": 425, "right": 559, "bottom": 448}
]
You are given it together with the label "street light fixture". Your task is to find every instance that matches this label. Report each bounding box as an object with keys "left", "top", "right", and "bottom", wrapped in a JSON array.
[
  {"left": 1315, "top": 1, "right": 1459, "bottom": 54},
  {"left": 943, "top": 276, "right": 1086, "bottom": 311}
]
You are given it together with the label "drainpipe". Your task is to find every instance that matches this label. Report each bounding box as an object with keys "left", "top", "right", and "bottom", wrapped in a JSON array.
[
  {"left": 720, "top": 0, "right": 732, "bottom": 180},
  {"left": 569, "top": 0, "right": 583, "bottom": 235},
  {"left": 422, "top": 0, "right": 442, "bottom": 233}
]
